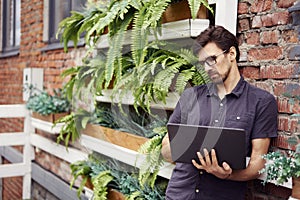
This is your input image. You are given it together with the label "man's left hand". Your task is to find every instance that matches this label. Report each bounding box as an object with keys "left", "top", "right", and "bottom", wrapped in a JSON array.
[{"left": 192, "top": 148, "right": 232, "bottom": 179}]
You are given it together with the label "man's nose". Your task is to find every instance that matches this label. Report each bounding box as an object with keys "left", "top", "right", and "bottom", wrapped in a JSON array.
[{"left": 204, "top": 64, "right": 213, "bottom": 72}]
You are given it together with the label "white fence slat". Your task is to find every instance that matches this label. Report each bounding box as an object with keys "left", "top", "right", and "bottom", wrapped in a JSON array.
[
  {"left": 30, "top": 134, "right": 88, "bottom": 164},
  {"left": 0, "top": 133, "right": 27, "bottom": 146},
  {"left": 0, "top": 104, "right": 27, "bottom": 118},
  {"left": 0, "top": 104, "right": 32, "bottom": 199},
  {"left": 0, "top": 163, "right": 27, "bottom": 178}
]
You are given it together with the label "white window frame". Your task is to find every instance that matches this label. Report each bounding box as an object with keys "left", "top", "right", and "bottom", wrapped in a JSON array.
[{"left": 209, "top": 0, "right": 238, "bottom": 35}]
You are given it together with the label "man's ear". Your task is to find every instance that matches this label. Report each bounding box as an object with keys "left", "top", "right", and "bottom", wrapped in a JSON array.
[{"left": 228, "top": 46, "right": 237, "bottom": 62}]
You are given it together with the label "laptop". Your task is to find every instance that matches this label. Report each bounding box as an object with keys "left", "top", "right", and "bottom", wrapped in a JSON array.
[{"left": 167, "top": 123, "right": 246, "bottom": 169}]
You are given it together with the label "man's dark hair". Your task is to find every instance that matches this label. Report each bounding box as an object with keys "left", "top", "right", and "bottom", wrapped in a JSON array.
[{"left": 194, "top": 25, "right": 240, "bottom": 62}]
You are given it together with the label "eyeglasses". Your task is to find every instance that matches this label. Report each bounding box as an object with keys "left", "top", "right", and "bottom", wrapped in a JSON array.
[{"left": 199, "top": 50, "right": 228, "bottom": 66}]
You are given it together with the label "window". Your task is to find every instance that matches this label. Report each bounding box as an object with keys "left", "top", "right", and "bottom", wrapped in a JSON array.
[
  {"left": 0, "top": 0, "right": 21, "bottom": 56},
  {"left": 47, "top": 0, "right": 86, "bottom": 45}
]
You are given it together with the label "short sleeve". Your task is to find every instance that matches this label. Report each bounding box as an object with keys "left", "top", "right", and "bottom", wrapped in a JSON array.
[
  {"left": 168, "top": 88, "right": 194, "bottom": 124},
  {"left": 251, "top": 94, "right": 278, "bottom": 139}
]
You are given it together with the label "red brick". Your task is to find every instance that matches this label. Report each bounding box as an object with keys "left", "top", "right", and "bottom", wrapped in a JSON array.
[
  {"left": 291, "top": 99, "right": 300, "bottom": 114},
  {"left": 254, "top": 81, "right": 273, "bottom": 93},
  {"left": 282, "top": 29, "right": 299, "bottom": 43},
  {"left": 261, "top": 30, "right": 279, "bottom": 44},
  {"left": 250, "top": 0, "right": 273, "bottom": 13},
  {"left": 261, "top": 14, "right": 274, "bottom": 27},
  {"left": 238, "top": 2, "right": 249, "bottom": 14},
  {"left": 248, "top": 47, "right": 283, "bottom": 61},
  {"left": 277, "top": 0, "right": 296, "bottom": 8},
  {"left": 290, "top": 118, "right": 300, "bottom": 132},
  {"left": 260, "top": 65, "right": 297, "bottom": 79},
  {"left": 278, "top": 115, "right": 289, "bottom": 131},
  {"left": 274, "top": 81, "right": 300, "bottom": 97},
  {"left": 238, "top": 18, "right": 250, "bottom": 31},
  {"left": 277, "top": 97, "right": 292, "bottom": 113},
  {"left": 271, "top": 11, "right": 290, "bottom": 25},
  {"left": 239, "top": 66, "right": 260, "bottom": 79},
  {"left": 252, "top": 16, "right": 263, "bottom": 28},
  {"left": 273, "top": 133, "right": 292, "bottom": 150},
  {"left": 245, "top": 31, "right": 260, "bottom": 45}
]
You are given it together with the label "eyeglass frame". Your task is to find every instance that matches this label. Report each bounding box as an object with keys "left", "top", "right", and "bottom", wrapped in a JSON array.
[{"left": 199, "top": 49, "right": 228, "bottom": 66}]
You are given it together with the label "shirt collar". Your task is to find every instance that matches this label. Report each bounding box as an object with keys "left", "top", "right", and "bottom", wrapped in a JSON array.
[{"left": 206, "top": 76, "right": 245, "bottom": 98}]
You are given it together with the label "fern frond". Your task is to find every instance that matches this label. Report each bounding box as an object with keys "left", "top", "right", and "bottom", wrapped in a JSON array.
[
  {"left": 142, "top": 0, "right": 171, "bottom": 29},
  {"left": 153, "top": 62, "right": 181, "bottom": 93},
  {"left": 57, "top": 11, "right": 85, "bottom": 52},
  {"left": 175, "top": 69, "right": 194, "bottom": 94},
  {"left": 187, "top": 0, "right": 201, "bottom": 19},
  {"left": 86, "top": 1, "right": 130, "bottom": 43},
  {"left": 105, "top": 13, "right": 133, "bottom": 88},
  {"left": 131, "top": 7, "right": 149, "bottom": 67},
  {"left": 187, "top": 0, "right": 214, "bottom": 19},
  {"left": 137, "top": 134, "right": 165, "bottom": 188}
]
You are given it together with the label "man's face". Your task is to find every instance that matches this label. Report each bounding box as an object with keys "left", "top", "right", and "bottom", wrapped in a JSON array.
[{"left": 198, "top": 42, "right": 230, "bottom": 84}]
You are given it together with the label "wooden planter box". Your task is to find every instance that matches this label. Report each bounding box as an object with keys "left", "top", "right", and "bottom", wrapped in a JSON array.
[
  {"left": 162, "top": 0, "right": 208, "bottom": 23},
  {"left": 82, "top": 124, "right": 149, "bottom": 151},
  {"left": 292, "top": 177, "right": 300, "bottom": 199},
  {"left": 31, "top": 112, "right": 69, "bottom": 123}
]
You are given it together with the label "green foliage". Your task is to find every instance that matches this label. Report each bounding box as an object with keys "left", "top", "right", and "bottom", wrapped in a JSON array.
[
  {"left": 57, "top": 1, "right": 212, "bottom": 114},
  {"left": 112, "top": 46, "right": 209, "bottom": 113},
  {"left": 55, "top": 109, "right": 92, "bottom": 148},
  {"left": 138, "top": 126, "right": 167, "bottom": 188},
  {"left": 70, "top": 153, "right": 167, "bottom": 199},
  {"left": 187, "top": 0, "right": 214, "bottom": 18},
  {"left": 70, "top": 159, "right": 92, "bottom": 197},
  {"left": 260, "top": 150, "right": 300, "bottom": 185},
  {"left": 92, "top": 171, "right": 114, "bottom": 200},
  {"left": 26, "top": 87, "right": 70, "bottom": 115}
]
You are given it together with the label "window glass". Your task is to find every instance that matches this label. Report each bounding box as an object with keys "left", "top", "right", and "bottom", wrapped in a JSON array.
[
  {"left": 48, "top": 0, "right": 86, "bottom": 44},
  {"left": 1, "top": 0, "right": 21, "bottom": 54}
]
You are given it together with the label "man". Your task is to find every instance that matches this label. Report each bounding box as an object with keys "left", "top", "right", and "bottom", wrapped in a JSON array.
[{"left": 161, "top": 25, "right": 278, "bottom": 199}]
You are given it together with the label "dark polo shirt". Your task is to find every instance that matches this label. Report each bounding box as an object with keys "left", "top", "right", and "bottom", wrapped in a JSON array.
[{"left": 166, "top": 76, "right": 278, "bottom": 200}]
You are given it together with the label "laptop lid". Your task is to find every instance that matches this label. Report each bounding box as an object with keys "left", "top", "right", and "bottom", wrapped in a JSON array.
[{"left": 167, "top": 123, "right": 246, "bottom": 169}]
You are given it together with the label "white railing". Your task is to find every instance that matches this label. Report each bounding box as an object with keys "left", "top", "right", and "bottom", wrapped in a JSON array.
[{"left": 0, "top": 104, "right": 34, "bottom": 199}]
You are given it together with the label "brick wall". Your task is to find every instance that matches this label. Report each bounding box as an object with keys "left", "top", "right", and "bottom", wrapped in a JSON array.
[
  {"left": 0, "top": 0, "right": 300, "bottom": 199},
  {"left": 238, "top": 0, "right": 300, "bottom": 198}
]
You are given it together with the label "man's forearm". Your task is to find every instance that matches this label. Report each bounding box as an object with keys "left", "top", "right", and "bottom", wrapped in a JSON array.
[{"left": 161, "top": 134, "right": 173, "bottom": 162}]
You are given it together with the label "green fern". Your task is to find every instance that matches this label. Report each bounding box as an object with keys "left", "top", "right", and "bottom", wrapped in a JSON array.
[
  {"left": 92, "top": 171, "right": 114, "bottom": 200},
  {"left": 187, "top": 0, "right": 214, "bottom": 19},
  {"left": 105, "top": 13, "right": 133, "bottom": 88},
  {"left": 137, "top": 126, "right": 167, "bottom": 188},
  {"left": 175, "top": 69, "right": 194, "bottom": 93},
  {"left": 142, "top": 0, "right": 171, "bottom": 29}
]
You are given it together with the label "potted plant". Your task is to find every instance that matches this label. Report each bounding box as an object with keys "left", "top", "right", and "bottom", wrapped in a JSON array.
[
  {"left": 260, "top": 134, "right": 300, "bottom": 199},
  {"left": 57, "top": 0, "right": 212, "bottom": 112},
  {"left": 70, "top": 152, "right": 167, "bottom": 200},
  {"left": 26, "top": 86, "right": 70, "bottom": 123}
]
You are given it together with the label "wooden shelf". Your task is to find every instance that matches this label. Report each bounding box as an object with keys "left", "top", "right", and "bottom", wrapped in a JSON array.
[
  {"left": 80, "top": 134, "right": 174, "bottom": 179},
  {"left": 96, "top": 19, "right": 210, "bottom": 49},
  {"left": 96, "top": 89, "right": 180, "bottom": 110}
]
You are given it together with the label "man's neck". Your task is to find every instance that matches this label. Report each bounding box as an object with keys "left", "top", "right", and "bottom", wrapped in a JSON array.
[{"left": 216, "top": 73, "right": 241, "bottom": 99}]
